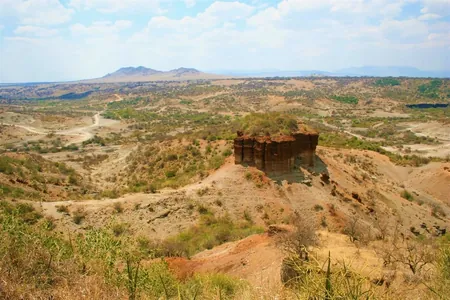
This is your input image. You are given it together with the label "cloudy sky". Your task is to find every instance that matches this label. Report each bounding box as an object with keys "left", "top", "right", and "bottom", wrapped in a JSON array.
[{"left": 0, "top": 0, "right": 449, "bottom": 82}]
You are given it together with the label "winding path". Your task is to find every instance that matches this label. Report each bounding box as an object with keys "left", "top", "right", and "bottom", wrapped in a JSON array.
[{"left": 2, "top": 112, "right": 101, "bottom": 145}]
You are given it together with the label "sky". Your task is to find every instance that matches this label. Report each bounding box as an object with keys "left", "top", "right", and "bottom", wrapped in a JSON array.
[{"left": 0, "top": 0, "right": 449, "bottom": 82}]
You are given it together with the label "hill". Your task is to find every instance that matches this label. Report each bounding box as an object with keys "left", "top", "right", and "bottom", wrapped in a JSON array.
[{"left": 86, "top": 66, "right": 224, "bottom": 83}]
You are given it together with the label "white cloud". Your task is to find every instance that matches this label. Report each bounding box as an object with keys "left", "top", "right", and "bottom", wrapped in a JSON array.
[
  {"left": 0, "top": 0, "right": 74, "bottom": 25},
  {"left": 420, "top": 0, "right": 450, "bottom": 16},
  {"left": 184, "top": 0, "right": 196, "bottom": 8},
  {"left": 144, "top": 1, "right": 254, "bottom": 33},
  {"left": 71, "top": 20, "right": 132, "bottom": 35},
  {"left": 380, "top": 19, "right": 429, "bottom": 43},
  {"left": 1, "top": 0, "right": 450, "bottom": 82},
  {"left": 69, "top": 0, "right": 163, "bottom": 13},
  {"left": 249, "top": 0, "right": 409, "bottom": 28},
  {"left": 419, "top": 13, "right": 442, "bottom": 20},
  {"left": 14, "top": 25, "right": 59, "bottom": 37}
]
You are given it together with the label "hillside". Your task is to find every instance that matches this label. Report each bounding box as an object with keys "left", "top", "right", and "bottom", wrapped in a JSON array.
[
  {"left": 0, "top": 77, "right": 449, "bottom": 299},
  {"left": 0, "top": 152, "right": 94, "bottom": 201}
]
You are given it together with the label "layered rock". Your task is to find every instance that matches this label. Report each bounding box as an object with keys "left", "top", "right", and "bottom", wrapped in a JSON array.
[{"left": 234, "top": 131, "right": 319, "bottom": 174}]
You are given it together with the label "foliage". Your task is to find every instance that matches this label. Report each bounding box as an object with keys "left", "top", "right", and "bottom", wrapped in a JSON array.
[
  {"left": 374, "top": 78, "right": 400, "bottom": 87},
  {"left": 319, "top": 132, "right": 436, "bottom": 166},
  {"left": 0, "top": 153, "right": 87, "bottom": 201},
  {"left": 163, "top": 213, "right": 264, "bottom": 257},
  {"left": 400, "top": 190, "right": 414, "bottom": 201},
  {"left": 427, "top": 235, "right": 450, "bottom": 297},
  {"left": 238, "top": 112, "right": 299, "bottom": 136},
  {"left": 379, "top": 237, "right": 436, "bottom": 275},
  {"left": 331, "top": 95, "right": 359, "bottom": 104},
  {"left": 0, "top": 201, "right": 245, "bottom": 299},
  {"left": 418, "top": 79, "right": 442, "bottom": 98},
  {"left": 285, "top": 254, "right": 379, "bottom": 299}
]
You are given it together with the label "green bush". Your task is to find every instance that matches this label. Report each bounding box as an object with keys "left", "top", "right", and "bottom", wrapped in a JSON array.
[
  {"left": 238, "top": 113, "right": 299, "bottom": 136},
  {"left": 72, "top": 208, "right": 86, "bottom": 224},
  {"left": 331, "top": 95, "right": 358, "bottom": 104},
  {"left": 400, "top": 190, "right": 414, "bottom": 201},
  {"left": 374, "top": 78, "right": 400, "bottom": 86},
  {"left": 418, "top": 79, "right": 442, "bottom": 98},
  {"left": 165, "top": 170, "right": 176, "bottom": 178},
  {"left": 164, "top": 214, "right": 264, "bottom": 257}
]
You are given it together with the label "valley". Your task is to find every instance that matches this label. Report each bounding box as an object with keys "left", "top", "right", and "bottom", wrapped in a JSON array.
[{"left": 0, "top": 76, "right": 449, "bottom": 299}]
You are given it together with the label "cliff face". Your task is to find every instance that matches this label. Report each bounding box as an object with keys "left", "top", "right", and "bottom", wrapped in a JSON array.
[{"left": 234, "top": 132, "right": 319, "bottom": 174}]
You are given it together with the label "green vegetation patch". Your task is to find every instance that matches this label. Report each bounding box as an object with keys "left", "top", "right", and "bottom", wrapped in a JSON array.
[
  {"left": 164, "top": 213, "right": 264, "bottom": 257},
  {"left": 400, "top": 190, "right": 414, "bottom": 201},
  {"left": 374, "top": 78, "right": 401, "bottom": 87},
  {"left": 238, "top": 113, "right": 300, "bottom": 136},
  {"left": 0, "top": 153, "right": 87, "bottom": 200},
  {"left": 418, "top": 79, "right": 443, "bottom": 99},
  {"left": 0, "top": 201, "right": 245, "bottom": 299},
  {"left": 331, "top": 95, "right": 359, "bottom": 104},
  {"left": 319, "top": 132, "right": 436, "bottom": 166}
]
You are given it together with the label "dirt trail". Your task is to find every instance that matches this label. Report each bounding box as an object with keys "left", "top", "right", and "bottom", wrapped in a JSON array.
[
  {"left": 3, "top": 112, "right": 105, "bottom": 145},
  {"left": 40, "top": 160, "right": 236, "bottom": 217},
  {"left": 321, "top": 120, "right": 377, "bottom": 141}
]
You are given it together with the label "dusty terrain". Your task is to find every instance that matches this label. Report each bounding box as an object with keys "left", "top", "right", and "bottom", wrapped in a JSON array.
[{"left": 0, "top": 77, "right": 449, "bottom": 299}]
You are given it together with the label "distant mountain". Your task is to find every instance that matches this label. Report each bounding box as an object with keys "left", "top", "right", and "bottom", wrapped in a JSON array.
[
  {"left": 103, "top": 66, "right": 162, "bottom": 79},
  {"left": 214, "top": 70, "right": 332, "bottom": 77},
  {"left": 167, "top": 67, "right": 201, "bottom": 77},
  {"left": 334, "top": 66, "right": 450, "bottom": 78},
  {"left": 214, "top": 66, "right": 450, "bottom": 78},
  {"left": 85, "top": 66, "right": 222, "bottom": 83}
]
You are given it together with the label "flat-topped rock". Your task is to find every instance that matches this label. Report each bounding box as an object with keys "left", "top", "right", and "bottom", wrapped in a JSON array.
[{"left": 234, "top": 130, "right": 319, "bottom": 174}]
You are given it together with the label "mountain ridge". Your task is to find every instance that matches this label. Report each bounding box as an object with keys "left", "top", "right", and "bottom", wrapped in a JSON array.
[
  {"left": 85, "top": 66, "right": 221, "bottom": 83},
  {"left": 212, "top": 66, "right": 450, "bottom": 78}
]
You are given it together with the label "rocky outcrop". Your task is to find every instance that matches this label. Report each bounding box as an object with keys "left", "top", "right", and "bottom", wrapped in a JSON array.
[{"left": 234, "top": 130, "right": 319, "bottom": 174}]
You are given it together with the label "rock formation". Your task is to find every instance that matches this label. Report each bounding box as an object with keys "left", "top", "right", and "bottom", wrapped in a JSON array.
[{"left": 234, "top": 130, "right": 319, "bottom": 174}]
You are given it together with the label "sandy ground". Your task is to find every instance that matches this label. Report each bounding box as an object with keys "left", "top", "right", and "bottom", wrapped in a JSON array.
[
  {"left": 32, "top": 146, "right": 449, "bottom": 244},
  {"left": 381, "top": 121, "right": 450, "bottom": 158},
  {"left": 1, "top": 113, "right": 120, "bottom": 146},
  {"left": 165, "top": 229, "right": 425, "bottom": 299},
  {"left": 369, "top": 110, "right": 410, "bottom": 118}
]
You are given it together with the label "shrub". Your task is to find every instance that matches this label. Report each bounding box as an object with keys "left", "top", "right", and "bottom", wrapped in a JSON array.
[
  {"left": 237, "top": 113, "right": 300, "bottom": 136},
  {"left": 197, "top": 204, "right": 210, "bottom": 215},
  {"left": 243, "top": 209, "right": 253, "bottom": 223},
  {"left": 165, "top": 170, "right": 176, "bottom": 178},
  {"left": 56, "top": 204, "right": 70, "bottom": 214},
  {"left": 72, "top": 208, "right": 86, "bottom": 224},
  {"left": 400, "top": 190, "right": 414, "bottom": 201},
  {"left": 374, "top": 78, "right": 400, "bottom": 86},
  {"left": 111, "top": 223, "right": 128, "bottom": 236},
  {"left": 431, "top": 203, "right": 446, "bottom": 218},
  {"left": 313, "top": 204, "right": 324, "bottom": 211},
  {"left": 101, "top": 189, "right": 120, "bottom": 199},
  {"left": 222, "top": 148, "right": 233, "bottom": 157},
  {"left": 164, "top": 214, "right": 263, "bottom": 257},
  {"left": 277, "top": 214, "right": 318, "bottom": 259},
  {"left": 331, "top": 95, "right": 358, "bottom": 104},
  {"left": 113, "top": 202, "right": 124, "bottom": 213}
]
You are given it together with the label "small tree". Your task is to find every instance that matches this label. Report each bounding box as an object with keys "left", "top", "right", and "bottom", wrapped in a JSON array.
[
  {"left": 278, "top": 213, "right": 318, "bottom": 260},
  {"left": 379, "top": 238, "right": 436, "bottom": 275},
  {"left": 344, "top": 216, "right": 361, "bottom": 243}
]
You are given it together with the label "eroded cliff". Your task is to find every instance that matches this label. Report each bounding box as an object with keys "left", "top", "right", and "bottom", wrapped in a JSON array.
[{"left": 234, "top": 130, "right": 319, "bottom": 174}]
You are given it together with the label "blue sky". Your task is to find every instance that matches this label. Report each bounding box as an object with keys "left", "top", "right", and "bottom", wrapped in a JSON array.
[{"left": 0, "top": 0, "right": 449, "bottom": 82}]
